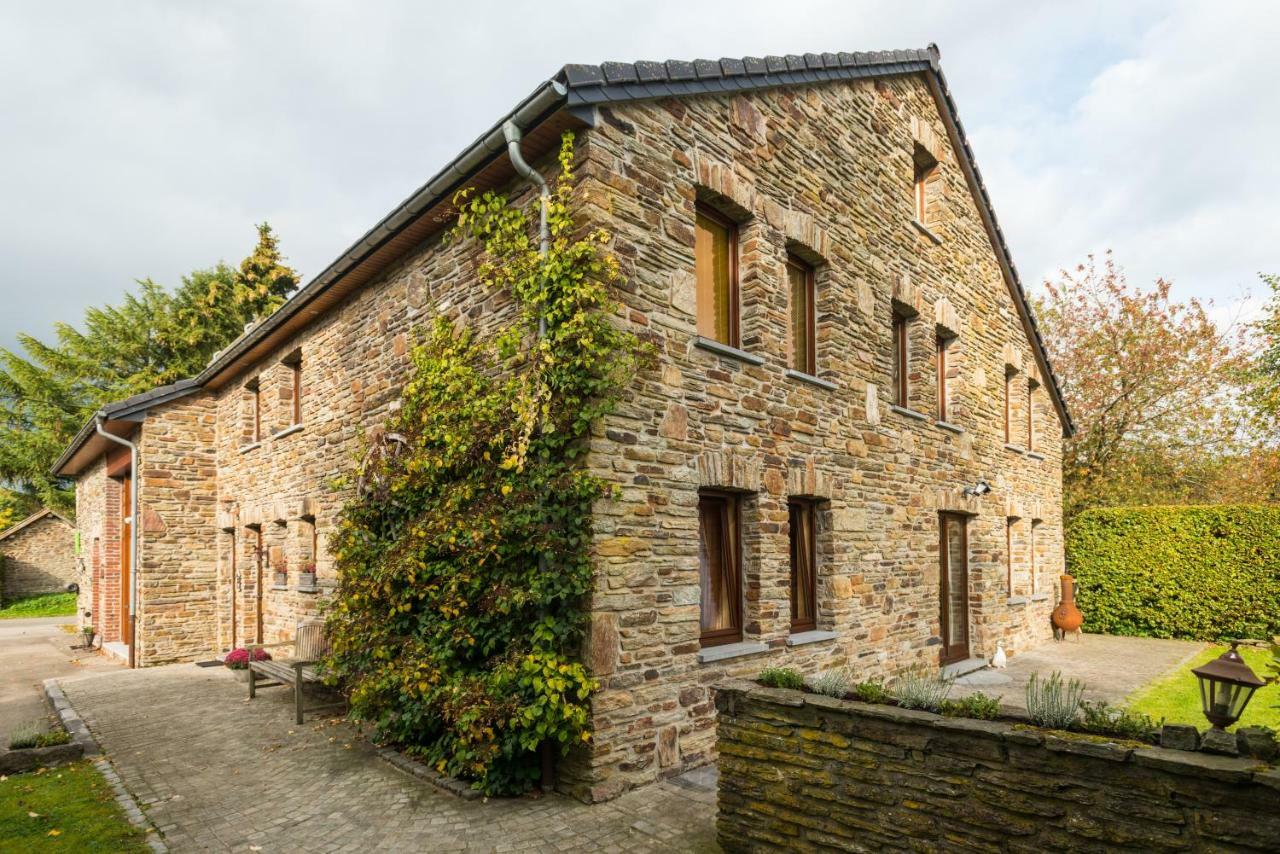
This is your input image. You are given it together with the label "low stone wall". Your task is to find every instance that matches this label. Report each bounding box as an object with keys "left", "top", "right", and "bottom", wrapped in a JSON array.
[{"left": 715, "top": 680, "right": 1280, "bottom": 852}]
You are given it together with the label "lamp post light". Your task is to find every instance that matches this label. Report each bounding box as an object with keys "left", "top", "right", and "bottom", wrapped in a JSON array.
[{"left": 1192, "top": 641, "right": 1266, "bottom": 730}]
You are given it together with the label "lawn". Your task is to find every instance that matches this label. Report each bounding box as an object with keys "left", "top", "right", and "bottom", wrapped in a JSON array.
[
  {"left": 0, "top": 592, "right": 77, "bottom": 620},
  {"left": 1126, "top": 644, "right": 1280, "bottom": 731},
  {"left": 0, "top": 761, "right": 150, "bottom": 851}
]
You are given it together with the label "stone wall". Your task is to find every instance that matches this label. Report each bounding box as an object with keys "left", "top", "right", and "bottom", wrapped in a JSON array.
[
  {"left": 570, "top": 72, "right": 1064, "bottom": 799},
  {"left": 135, "top": 396, "right": 220, "bottom": 665},
  {"left": 0, "top": 513, "right": 75, "bottom": 600},
  {"left": 74, "top": 457, "right": 123, "bottom": 643},
  {"left": 715, "top": 681, "right": 1280, "bottom": 852}
]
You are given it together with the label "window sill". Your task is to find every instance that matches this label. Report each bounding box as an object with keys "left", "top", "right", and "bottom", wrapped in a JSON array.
[
  {"left": 271, "top": 584, "right": 289, "bottom": 592},
  {"left": 1026, "top": 451, "right": 1045, "bottom": 461},
  {"left": 785, "top": 369, "right": 838, "bottom": 391},
  {"left": 935, "top": 420, "right": 964, "bottom": 434},
  {"left": 696, "top": 641, "right": 770, "bottom": 664},
  {"left": 238, "top": 442, "right": 262, "bottom": 455},
  {"left": 693, "top": 336, "right": 765, "bottom": 366},
  {"left": 890, "top": 404, "right": 929, "bottom": 422},
  {"left": 910, "top": 219, "right": 943, "bottom": 245},
  {"left": 785, "top": 630, "right": 839, "bottom": 647},
  {"left": 297, "top": 585, "right": 321, "bottom": 595},
  {"left": 1030, "top": 592, "right": 1050, "bottom": 602},
  {"left": 1007, "top": 595, "right": 1029, "bottom": 606},
  {"left": 1004, "top": 443, "right": 1026, "bottom": 455},
  {"left": 271, "top": 423, "right": 304, "bottom": 440}
]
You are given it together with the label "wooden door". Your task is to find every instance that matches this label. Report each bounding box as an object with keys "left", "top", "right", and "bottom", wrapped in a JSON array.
[
  {"left": 939, "top": 513, "right": 970, "bottom": 665},
  {"left": 254, "top": 528, "right": 264, "bottom": 643},
  {"left": 120, "top": 473, "right": 132, "bottom": 646},
  {"left": 229, "top": 531, "right": 238, "bottom": 650}
]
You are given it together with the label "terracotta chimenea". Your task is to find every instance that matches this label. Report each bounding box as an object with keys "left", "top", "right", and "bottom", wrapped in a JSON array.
[{"left": 1052, "top": 574, "right": 1084, "bottom": 639}]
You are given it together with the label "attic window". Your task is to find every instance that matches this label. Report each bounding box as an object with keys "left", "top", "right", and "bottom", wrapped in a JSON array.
[
  {"left": 913, "top": 144, "right": 938, "bottom": 226},
  {"left": 245, "top": 378, "right": 262, "bottom": 443},
  {"left": 282, "top": 350, "right": 302, "bottom": 427}
]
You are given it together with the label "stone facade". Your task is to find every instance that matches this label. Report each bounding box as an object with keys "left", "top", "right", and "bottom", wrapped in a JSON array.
[
  {"left": 569, "top": 75, "right": 1061, "bottom": 799},
  {"left": 65, "top": 64, "right": 1066, "bottom": 801},
  {"left": 715, "top": 680, "right": 1280, "bottom": 852},
  {"left": 0, "top": 510, "right": 76, "bottom": 601}
]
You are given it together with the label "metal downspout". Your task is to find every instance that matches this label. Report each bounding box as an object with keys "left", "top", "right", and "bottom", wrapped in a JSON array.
[
  {"left": 95, "top": 418, "right": 139, "bottom": 668},
  {"left": 502, "top": 117, "right": 556, "bottom": 789},
  {"left": 502, "top": 119, "right": 550, "bottom": 338}
]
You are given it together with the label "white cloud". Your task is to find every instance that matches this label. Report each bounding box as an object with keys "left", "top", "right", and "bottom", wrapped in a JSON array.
[{"left": 0, "top": 0, "right": 1273, "bottom": 358}]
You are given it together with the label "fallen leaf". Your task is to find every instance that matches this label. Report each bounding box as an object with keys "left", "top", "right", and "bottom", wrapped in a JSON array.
[
  {"left": 28, "top": 812, "right": 40, "bottom": 818},
  {"left": 48, "top": 829, "right": 62, "bottom": 837}
]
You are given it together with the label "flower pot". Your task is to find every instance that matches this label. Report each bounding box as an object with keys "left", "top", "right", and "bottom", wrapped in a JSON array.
[
  {"left": 231, "top": 668, "right": 249, "bottom": 682},
  {"left": 298, "top": 571, "right": 317, "bottom": 591},
  {"left": 274, "top": 572, "right": 288, "bottom": 587},
  {"left": 1052, "top": 574, "right": 1084, "bottom": 633}
]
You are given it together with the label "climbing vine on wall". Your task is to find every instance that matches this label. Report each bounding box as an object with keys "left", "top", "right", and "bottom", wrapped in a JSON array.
[{"left": 324, "top": 133, "right": 646, "bottom": 795}]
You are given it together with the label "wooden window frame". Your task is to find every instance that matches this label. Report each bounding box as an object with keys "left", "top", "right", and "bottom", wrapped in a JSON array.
[
  {"left": 1006, "top": 518, "right": 1015, "bottom": 596},
  {"left": 936, "top": 334, "right": 949, "bottom": 421},
  {"left": 892, "top": 313, "right": 910, "bottom": 407},
  {"left": 788, "top": 499, "right": 818, "bottom": 634},
  {"left": 246, "top": 378, "right": 261, "bottom": 443},
  {"left": 1003, "top": 369, "right": 1014, "bottom": 444},
  {"left": 786, "top": 255, "right": 816, "bottom": 375},
  {"left": 698, "top": 490, "right": 743, "bottom": 647},
  {"left": 1026, "top": 380, "right": 1037, "bottom": 452},
  {"left": 1029, "top": 520, "right": 1039, "bottom": 595},
  {"left": 913, "top": 145, "right": 938, "bottom": 225},
  {"left": 938, "top": 512, "right": 970, "bottom": 665},
  {"left": 694, "top": 204, "right": 740, "bottom": 348}
]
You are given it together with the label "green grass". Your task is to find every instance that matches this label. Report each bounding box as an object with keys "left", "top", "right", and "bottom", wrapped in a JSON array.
[
  {"left": 0, "top": 761, "right": 150, "bottom": 851},
  {"left": 1125, "top": 645, "right": 1280, "bottom": 731},
  {"left": 0, "top": 592, "right": 77, "bottom": 620}
]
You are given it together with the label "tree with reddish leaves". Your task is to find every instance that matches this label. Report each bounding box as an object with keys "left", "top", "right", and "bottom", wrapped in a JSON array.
[{"left": 1035, "top": 251, "right": 1256, "bottom": 516}]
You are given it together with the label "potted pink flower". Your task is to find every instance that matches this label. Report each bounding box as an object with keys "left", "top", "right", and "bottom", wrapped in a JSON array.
[{"left": 224, "top": 646, "right": 271, "bottom": 682}]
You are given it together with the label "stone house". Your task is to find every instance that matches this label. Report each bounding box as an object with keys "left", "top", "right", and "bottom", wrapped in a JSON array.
[
  {"left": 52, "top": 46, "right": 1071, "bottom": 799},
  {"left": 0, "top": 508, "right": 76, "bottom": 602}
]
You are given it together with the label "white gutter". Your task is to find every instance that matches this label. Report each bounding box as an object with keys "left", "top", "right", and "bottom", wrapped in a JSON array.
[
  {"left": 502, "top": 119, "right": 551, "bottom": 337},
  {"left": 95, "top": 418, "right": 139, "bottom": 668}
]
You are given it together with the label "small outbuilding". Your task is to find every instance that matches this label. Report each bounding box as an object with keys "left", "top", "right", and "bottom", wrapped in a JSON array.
[{"left": 0, "top": 508, "right": 76, "bottom": 603}]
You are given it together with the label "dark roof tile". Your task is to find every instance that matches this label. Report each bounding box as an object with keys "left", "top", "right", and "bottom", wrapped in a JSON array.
[
  {"left": 719, "top": 57, "right": 746, "bottom": 76},
  {"left": 561, "top": 64, "right": 604, "bottom": 86},
  {"left": 664, "top": 59, "right": 696, "bottom": 80},
  {"left": 600, "top": 62, "right": 638, "bottom": 84}
]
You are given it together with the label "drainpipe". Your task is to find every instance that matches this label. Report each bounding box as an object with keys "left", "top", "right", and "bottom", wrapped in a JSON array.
[
  {"left": 95, "top": 418, "right": 139, "bottom": 669},
  {"left": 502, "top": 119, "right": 550, "bottom": 338},
  {"left": 503, "top": 117, "right": 557, "bottom": 791}
]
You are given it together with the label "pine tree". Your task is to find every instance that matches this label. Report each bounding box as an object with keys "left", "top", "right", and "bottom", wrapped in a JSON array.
[{"left": 0, "top": 224, "right": 300, "bottom": 512}]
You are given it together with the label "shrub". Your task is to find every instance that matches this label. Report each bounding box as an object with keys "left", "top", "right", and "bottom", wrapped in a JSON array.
[
  {"left": 941, "top": 692, "right": 1001, "bottom": 720},
  {"left": 224, "top": 647, "right": 271, "bottom": 670},
  {"left": 758, "top": 667, "right": 805, "bottom": 691},
  {"left": 323, "top": 134, "right": 647, "bottom": 796},
  {"left": 8, "top": 721, "right": 71, "bottom": 750},
  {"left": 1076, "top": 700, "right": 1162, "bottom": 742},
  {"left": 808, "top": 669, "right": 851, "bottom": 698},
  {"left": 1026, "top": 671, "right": 1085, "bottom": 729},
  {"left": 892, "top": 666, "right": 954, "bottom": 712},
  {"left": 852, "top": 678, "right": 890, "bottom": 704},
  {"left": 1067, "top": 505, "right": 1280, "bottom": 640}
]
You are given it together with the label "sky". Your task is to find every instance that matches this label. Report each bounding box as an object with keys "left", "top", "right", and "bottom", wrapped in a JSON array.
[{"left": 1, "top": 0, "right": 1276, "bottom": 356}]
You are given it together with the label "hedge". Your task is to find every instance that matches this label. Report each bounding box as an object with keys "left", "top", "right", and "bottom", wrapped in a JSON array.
[{"left": 1066, "top": 504, "right": 1280, "bottom": 641}]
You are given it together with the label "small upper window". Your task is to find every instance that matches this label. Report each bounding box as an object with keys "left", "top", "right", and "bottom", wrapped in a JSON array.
[
  {"left": 1027, "top": 379, "right": 1038, "bottom": 452},
  {"left": 283, "top": 351, "right": 303, "bottom": 427},
  {"left": 936, "top": 334, "right": 950, "bottom": 421},
  {"left": 1003, "top": 368, "right": 1015, "bottom": 444},
  {"left": 694, "top": 205, "right": 739, "bottom": 346},
  {"left": 246, "top": 378, "right": 262, "bottom": 443},
  {"left": 786, "top": 255, "right": 816, "bottom": 375},
  {"left": 913, "top": 144, "right": 938, "bottom": 225},
  {"left": 892, "top": 312, "right": 910, "bottom": 407}
]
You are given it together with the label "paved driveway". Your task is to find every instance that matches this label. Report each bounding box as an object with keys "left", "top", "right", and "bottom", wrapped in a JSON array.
[
  {"left": 57, "top": 665, "right": 718, "bottom": 852},
  {"left": 953, "top": 633, "right": 1205, "bottom": 710},
  {"left": 0, "top": 616, "right": 121, "bottom": 739}
]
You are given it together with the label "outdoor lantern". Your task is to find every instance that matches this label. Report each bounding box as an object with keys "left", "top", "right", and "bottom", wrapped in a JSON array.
[{"left": 1192, "top": 641, "right": 1266, "bottom": 730}]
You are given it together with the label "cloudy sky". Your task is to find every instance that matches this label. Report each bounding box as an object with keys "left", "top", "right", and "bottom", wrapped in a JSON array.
[{"left": 1, "top": 0, "right": 1275, "bottom": 355}]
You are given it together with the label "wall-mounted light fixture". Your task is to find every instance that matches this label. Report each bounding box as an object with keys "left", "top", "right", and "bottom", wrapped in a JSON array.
[{"left": 962, "top": 480, "right": 992, "bottom": 498}]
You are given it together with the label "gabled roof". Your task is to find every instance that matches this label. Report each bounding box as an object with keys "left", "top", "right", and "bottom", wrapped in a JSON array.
[
  {"left": 51, "top": 378, "right": 200, "bottom": 478},
  {"left": 53, "top": 45, "right": 1072, "bottom": 478},
  {"left": 0, "top": 507, "right": 71, "bottom": 542}
]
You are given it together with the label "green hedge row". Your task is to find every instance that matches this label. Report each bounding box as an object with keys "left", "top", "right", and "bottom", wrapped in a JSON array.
[{"left": 1067, "top": 505, "right": 1280, "bottom": 641}]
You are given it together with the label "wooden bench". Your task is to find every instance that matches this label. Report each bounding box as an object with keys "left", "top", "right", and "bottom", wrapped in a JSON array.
[{"left": 246, "top": 620, "right": 331, "bottom": 725}]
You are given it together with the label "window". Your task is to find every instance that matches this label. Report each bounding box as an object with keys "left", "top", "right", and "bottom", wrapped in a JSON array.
[
  {"left": 283, "top": 352, "right": 302, "bottom": 427},
  {"left": 694, "top": 205, "right": 739, "bottom": 346},
  {"left": 1027, "top": 380, "right": 1037, "bottom": 452},
  {"left": 788, "top": 500, "right": 818, "bottom": 633},
  {"left": 892, "top": 313, "right": 910, "bottom": 407},
  {"left": 1003, "top": 369, "right": 1014, "bottom": 444},
  {"left": 913, "top": 145, "right": 938, "bottom": 225},
  {"left": 246, "top": 378, "right": 261, "bottom": 443},
  {"left": 936, "top": 334, "right": 950, "bottom": 421},
  {"left": 1005, "top": 518, "right": 1015, "bottom": 596},
  {"left": 787, "top": 256, "right": 816, "bottom": 374},
  {"left": 1029, "top": 520, "right": 1039, "bottom": 595},
  {"left": 939, "top": 513, "right": 970, "bottom": 664},
  {"left": 697, "top": 492, "right": 742, "bottom": 646}
]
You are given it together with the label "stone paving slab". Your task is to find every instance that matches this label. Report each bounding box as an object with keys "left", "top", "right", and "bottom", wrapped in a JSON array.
[
  {"left": 954, "top": 633, "right": 1205, "bottom": 709},
  {"left": 57, "top": 664, "right": 719, "bottom": 853}
]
